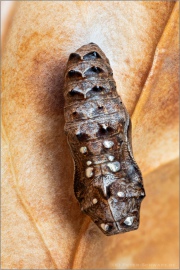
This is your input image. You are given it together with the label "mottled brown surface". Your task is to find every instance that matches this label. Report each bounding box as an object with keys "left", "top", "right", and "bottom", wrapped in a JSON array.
[
  {"left": 64, "top": 43, "right": 145, "bottom": 236},
  {"left": 1, "top": 1, "right": 179, "bottom": 269},
  {"left": 74, "top": 158, "right": 179, "bottom": 269}
]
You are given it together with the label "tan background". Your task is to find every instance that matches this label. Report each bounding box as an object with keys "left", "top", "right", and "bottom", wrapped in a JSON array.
[{"left": 1, "top": 1, "right": 179, "bottom": 269}]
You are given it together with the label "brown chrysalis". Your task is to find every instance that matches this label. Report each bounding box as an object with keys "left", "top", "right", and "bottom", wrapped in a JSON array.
[{"left": 63, "top": 43, "right": 145, "bottom": 236}]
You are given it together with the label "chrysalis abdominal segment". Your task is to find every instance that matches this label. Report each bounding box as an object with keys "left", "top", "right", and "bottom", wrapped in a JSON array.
[{"left": 64, "top": 43, "right": 145, "bottom": 236}]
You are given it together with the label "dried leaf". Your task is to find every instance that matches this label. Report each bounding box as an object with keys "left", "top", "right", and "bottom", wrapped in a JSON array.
[
  {"left": 2, "top": 1, "right": 178, "bottom": 269},
  {"left": 132, "top": 2, "right": 179, "bottom": 175},
  {"left": 72, "top": 158, "right": 179, "bottom": 269},
  {"left": 1, "top": 128, "right": 56, "bottom": 269},
  {"left": 1, "top": 1, "right": 17, "bottom": 52}
]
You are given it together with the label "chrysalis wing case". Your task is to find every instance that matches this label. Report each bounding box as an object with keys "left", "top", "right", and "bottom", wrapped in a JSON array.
[{"left": 64, "top": 43, "right": 145, "bottom": 236}]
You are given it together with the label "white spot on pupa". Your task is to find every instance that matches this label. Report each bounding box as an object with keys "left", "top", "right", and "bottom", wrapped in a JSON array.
[
  {"left": 86, "top": 160, "right": 92, "bottom": 166},
  {"left": 107, "top": 161, "right": 120, "bottom": 172},
  {"left": 101, "top": 223, "right": 109, "bottom": 231},
  {"left": 108, "top": 155, "right": 114, "bottom": 161},
  {"left": 80, "top": 146, "right": 87, "bottom": 154},
  {"left": 102, "top": 124, "right": 107, "bottom": 130},
  {"left": 117, "top": 191, "right": 125, "bottom": 197},
  {"left": 103, "top": 140, "right": 114, "bottom": 148},
  {"left": 124, "top": 216, "right": 134, "bottom": 226},
  {"left": 141, "top": 192, "right": 145, "bottom": 196},
  {"left": 92, "top": 198, "right": 98, "bottom": 204},
  {"left": 85, "top": 167, "right": 94, "bottom": 178}
]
